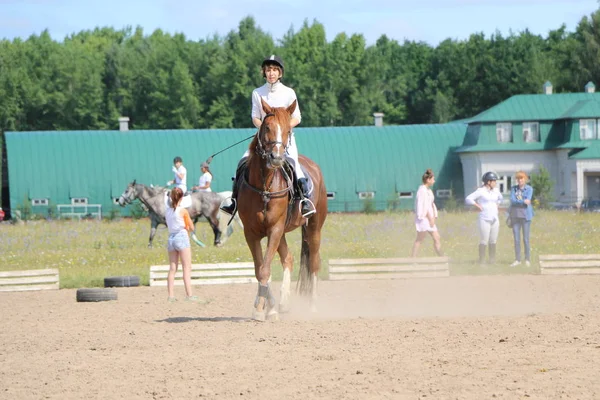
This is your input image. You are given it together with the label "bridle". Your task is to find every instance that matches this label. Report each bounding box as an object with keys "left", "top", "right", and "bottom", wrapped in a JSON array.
[
  {"left": 244, "top": 112, "right": 293, "bottom": 213},
  {"left": 255, "top": 113, "right": 289, "bottom": 160},
  {"left": 119, "top": 187, "right": 136, "bottom": 205}
]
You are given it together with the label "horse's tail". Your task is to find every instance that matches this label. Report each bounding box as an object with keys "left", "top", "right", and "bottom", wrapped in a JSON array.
[{"left": 296, "top": 225, "right": 312, "bottom": 295}]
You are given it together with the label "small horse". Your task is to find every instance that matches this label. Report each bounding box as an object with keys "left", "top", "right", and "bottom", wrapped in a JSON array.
[
  {"left": 238, "top": 98, "right": 327, "bottom": 321},
  {"left": 117, "top": 181, "right": 223, "bottom": 248}
]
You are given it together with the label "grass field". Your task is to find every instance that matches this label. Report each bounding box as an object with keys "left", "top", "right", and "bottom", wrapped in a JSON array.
[{"left": 0, "top": 209, "right": 597, "bottom": 288}]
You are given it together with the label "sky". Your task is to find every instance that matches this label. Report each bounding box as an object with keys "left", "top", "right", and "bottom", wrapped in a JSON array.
[{"left": 0, "top": 0, "right": 598, "bottom": 46}]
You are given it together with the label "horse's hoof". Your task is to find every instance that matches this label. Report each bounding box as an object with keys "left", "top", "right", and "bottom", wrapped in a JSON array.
[
  {"left": 267, "top": 309, "right": 279, "bottom": 322},
  {"left": 252, "top": 310, "right": 266, "bottom": 322},
  {"left": 214, "top": 241, "right": 223, "bottom": 248}
]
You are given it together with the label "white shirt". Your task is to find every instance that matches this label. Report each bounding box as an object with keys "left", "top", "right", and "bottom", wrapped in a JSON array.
[
  {"left": 415, "top": 185, "right": 438, "bottom": 220},
  {"left": 251, "top": 81, "right": 301, "bottom": 123},
  {"left": 197, "top": 172, "right": 212, "bottom": 192},
  {"left": 173, "top": 165, "right": 187, "bottom": 193},
  {"left": 465, "top": 186, "right": 503, "bottom": 221}
]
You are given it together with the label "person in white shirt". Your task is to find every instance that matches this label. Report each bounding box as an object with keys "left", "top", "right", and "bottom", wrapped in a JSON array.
[
  {"left": 193, "top": 162, "right": 212, "bottom": 192},
  {"left": 411, "top": 169, "right": 443, "bottom": 257},
  {"left": 167, "top": 156, "right": 187, "bottom": 194},
  {"left": 220, "top": 55, "right": 315, "bottom": 218},
  {"left": 465, "top": 172, "right": 504, "bottom": 264}
]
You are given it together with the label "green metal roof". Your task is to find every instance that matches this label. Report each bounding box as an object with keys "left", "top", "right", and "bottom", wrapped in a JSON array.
[
  {"left": 569, "top": 142, "right": 600, "bottom": 159},
  {"left": 469, "top": 93, "right": 600, "bottom": 123},
  {"left": 5, "top": 123, "right": 466, "bottom": 215}
]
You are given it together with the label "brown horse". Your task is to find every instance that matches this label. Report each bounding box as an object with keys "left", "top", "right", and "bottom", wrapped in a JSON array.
[{"left": 238, "top": 98, "right": 327, "bottom": 321}]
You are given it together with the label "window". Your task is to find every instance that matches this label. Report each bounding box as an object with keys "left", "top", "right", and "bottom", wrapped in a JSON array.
[
  {"left": 496, "top": 123, "right": 512, "bottom": 143},
  {"left": 523, "top": 122, "right": 540, "bottom": 142},
  {"left": 397, "top": 191, "right": 413, "bottom": 199},
  {"left": 31, "top": 198, "right": 49, "bottom": 206},
  {"left": 358, "top": 192, "right": 375, "bottom": 199},
  {"left": 580, "top": 119, "right": 597, "bottom": 140},
  {"left": 436, "top": 189, "right": 452, "bottom": 198},
  {"left": 326, "top": 192, "right": 336, "bottom": 200},
  {"left": 497, "top": 176, "right": 512, "bottom": 194},
  {"left": 71, "top": 198, "right": 88, "bottom": 205}
]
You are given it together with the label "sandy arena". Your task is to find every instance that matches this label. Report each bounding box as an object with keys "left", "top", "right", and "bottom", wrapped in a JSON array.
[{"left": 1, "top": 274, "right": 600, "bottom": 399}]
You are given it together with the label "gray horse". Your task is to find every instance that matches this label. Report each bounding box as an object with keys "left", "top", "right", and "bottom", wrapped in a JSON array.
[
  {"left": 145, "top": 186, "right": 243, "bottom": 245},
  {"left": 117, "top": 180, "right": 223, "bottom": 248}
]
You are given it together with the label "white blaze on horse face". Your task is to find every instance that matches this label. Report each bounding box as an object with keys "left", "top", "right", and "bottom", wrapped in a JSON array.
[{"left": 275, "top": 124, "right": 283, "bottom": 156}]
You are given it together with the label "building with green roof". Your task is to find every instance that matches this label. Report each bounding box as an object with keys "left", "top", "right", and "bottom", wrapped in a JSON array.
[
  {"left": 456, "top": 82, "right": 600, "bottom": 203},
  {"left": 2, "top": 121, "right": 465, "bottom": 218},
  {"left": 4, "top": 81, "right": 600, "bottom": 220}
]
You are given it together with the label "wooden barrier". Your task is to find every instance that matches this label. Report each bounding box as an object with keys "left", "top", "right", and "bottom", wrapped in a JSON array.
[
  {"left": 328, "top": 257, "right": 450, "bottom": 281},
  {"left": 539, "top": 254, "right": 600, "bottom": 275},
  {"left": 149, "top": 262, "right": 262, "bottom": 286},
  {"left": 0, "top": 269, "right": 60, "bottom": 292}
]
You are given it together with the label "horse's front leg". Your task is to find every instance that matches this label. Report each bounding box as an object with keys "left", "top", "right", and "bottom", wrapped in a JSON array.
[
  {"left": 277, "top": 235, "right": 293, "bottom": 313},
  {"left": 247, "top": 229, "right": 282, "bottom": 322},
  {"left": 244, "top": 234, "right": 269, "bottom": 322}
]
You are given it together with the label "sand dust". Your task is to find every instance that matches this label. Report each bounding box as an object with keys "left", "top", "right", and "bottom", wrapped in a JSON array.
[{"left": 1, "top": 274, "right": 600, "bottom": 399}]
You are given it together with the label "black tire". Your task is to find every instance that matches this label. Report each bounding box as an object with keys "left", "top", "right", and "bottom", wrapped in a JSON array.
[
  {"left": 103, "top": 275, "right": 140, "bottom": 288},
  {"left": 76, "top": 288, "right": 118, "bottom": 302}
]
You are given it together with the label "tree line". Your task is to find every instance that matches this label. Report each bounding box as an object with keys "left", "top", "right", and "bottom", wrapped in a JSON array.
[{"left": 1, "top": 10, "right": 600, "bottom": 132}]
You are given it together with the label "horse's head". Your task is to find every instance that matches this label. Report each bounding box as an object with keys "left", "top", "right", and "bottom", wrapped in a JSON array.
[
  {"left": 118, "top": 180, "right": 137, "bottom": 206},
  {"left": 254, "top": 98, "right": 297, "bottom": 169}
]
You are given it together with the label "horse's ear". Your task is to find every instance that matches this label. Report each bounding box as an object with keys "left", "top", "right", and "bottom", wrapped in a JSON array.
[
  {"left": 286, "top": 100, "right": 297, "bottom": 116},
  {"left": 261, "top": 97, "right": 273, "bottom": 115},
  {"left": 133, "top": 179, "right": 136, "bottom": 185}
]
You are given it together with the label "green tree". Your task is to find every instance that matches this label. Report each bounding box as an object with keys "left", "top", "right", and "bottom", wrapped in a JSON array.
[{"left": 530, "top": 165, "right": 554, "bottom": 209}]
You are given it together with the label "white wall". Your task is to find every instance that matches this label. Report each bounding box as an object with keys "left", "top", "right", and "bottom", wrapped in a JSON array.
[{"left": 459, "top": 151, "right": 567, "bottom": 202}]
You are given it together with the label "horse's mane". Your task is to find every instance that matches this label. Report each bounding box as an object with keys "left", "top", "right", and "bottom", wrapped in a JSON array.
[{"left": 247, "top": 135, "right": 259, "bottom": 163}]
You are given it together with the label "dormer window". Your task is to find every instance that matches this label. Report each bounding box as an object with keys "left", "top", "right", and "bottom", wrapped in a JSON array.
[
  {"left": 496, "top": 123, "right": 512, "bottom": 143},
  {"left": 523, "top": 122, "right": 540, "bottom": 142},
  {"left": 580, "top": 119, "right": 597, "bottom": 140}
]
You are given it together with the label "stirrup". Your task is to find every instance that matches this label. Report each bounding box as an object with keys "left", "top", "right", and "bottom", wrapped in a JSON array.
[
  {"left": 300, "top": 198, "right": 316, "bottom": 218},
  {"left": 220, "top": 198, "right": 237, "bottom": 216}
]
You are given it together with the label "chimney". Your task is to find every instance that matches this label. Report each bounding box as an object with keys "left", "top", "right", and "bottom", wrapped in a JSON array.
[
  {"left": 585, "top": 81, "right": 596, "bottom": 93},
  {"left": 373, "top": 112, "right": 384, "bottom": 127},
  {"left": 118, "top": 116, "right": 130, "bottom": 132},
  {"left": 542, "top": 81, "right": 552, "bottom": 95}
]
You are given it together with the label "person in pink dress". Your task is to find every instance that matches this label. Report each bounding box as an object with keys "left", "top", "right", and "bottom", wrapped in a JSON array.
[{"left": 411, "top": 169, "right": 443, "bottom": 257}]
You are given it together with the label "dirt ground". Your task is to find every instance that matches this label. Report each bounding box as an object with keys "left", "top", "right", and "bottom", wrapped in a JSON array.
[{"left": 1, "top": 274, "right": 600, "bottom": 400}]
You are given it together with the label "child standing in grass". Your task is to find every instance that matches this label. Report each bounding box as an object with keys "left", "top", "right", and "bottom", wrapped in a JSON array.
[{"left": 166, "top": 187, "right": 199, "bottom": 302}]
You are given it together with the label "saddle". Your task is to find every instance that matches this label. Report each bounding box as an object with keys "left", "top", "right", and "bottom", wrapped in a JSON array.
[{"left": 236, "top": 160, "right": 313, "bottom": 201}]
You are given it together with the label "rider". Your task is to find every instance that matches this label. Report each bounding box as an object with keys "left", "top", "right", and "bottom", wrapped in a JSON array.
[
  {"left": 192, "top": 162, "right": 212, "bottom": 192},
  {"left": 220, "top": 55, "right": 316, "bottom": 218},
  {"left": 167, "top": 156, "right": 187, "bottom": 194}
]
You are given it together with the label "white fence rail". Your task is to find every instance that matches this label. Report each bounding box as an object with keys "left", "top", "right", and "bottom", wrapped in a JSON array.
[{"left": 57, "top": 204, "right": 102, "bottom": 220}]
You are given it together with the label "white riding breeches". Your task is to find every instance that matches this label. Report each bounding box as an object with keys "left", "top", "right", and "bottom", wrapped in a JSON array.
[
  {"left": 477, "top": 218, "right": 499, "bottom": 245},
  {"left": 241, "top": 132, "right": 305, "bottom": 180}
]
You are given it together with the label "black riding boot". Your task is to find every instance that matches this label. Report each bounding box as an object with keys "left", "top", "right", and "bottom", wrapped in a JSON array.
[
  {"left": 298, "top": 178, "right": 316, "bottom": 218},
  {"left": 478, "top": 244, "right": 487, "bottom": 265},
  {"left": 489, "top": 243, "right": 497, "bottom": 265},
  {"left": 220, "top": 180, "right": 238, "bottom": 216},
  {"left": 220, "top": 159, "right": 246, "bottom": 216}
]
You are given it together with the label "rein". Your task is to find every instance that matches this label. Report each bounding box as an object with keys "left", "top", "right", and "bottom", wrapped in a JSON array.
[
  {"left": 255, "top": 113, "right": 288, "bottom": 159},
  {"left": 244, "top": 113, "right": 293, "bottom": 214}
]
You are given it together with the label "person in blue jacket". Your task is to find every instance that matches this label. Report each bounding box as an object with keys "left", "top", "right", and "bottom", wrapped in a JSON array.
[{"left": 509, "top": 171, "right": 534, "bottom": 267}]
